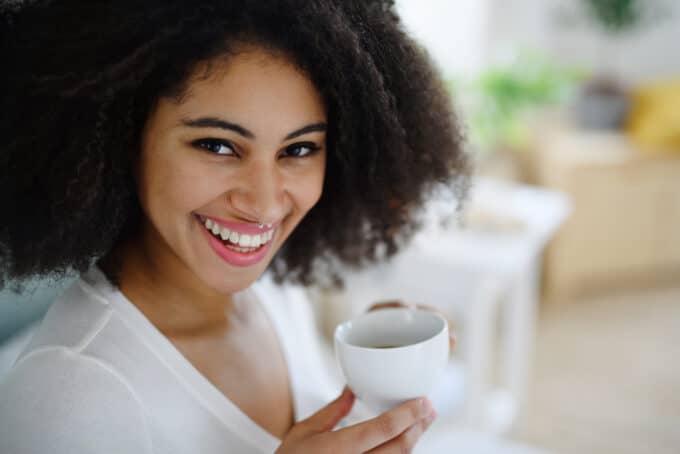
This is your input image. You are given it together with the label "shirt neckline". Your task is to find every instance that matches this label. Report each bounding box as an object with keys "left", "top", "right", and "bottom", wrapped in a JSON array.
[{"left": 81, "top": 266, "right": 286, "bottom": 452}]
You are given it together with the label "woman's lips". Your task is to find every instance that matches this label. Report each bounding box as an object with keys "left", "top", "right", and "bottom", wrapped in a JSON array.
[{"left": 196, "top": 215, "right": 276, "bottom": 267}]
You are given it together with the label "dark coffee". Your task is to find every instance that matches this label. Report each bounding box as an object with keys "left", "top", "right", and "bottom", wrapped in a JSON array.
[{"left": 370, "top": 345, "right": 401, "bottom": 349}]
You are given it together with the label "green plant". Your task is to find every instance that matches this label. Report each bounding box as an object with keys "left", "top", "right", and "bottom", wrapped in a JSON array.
[
  {"left": 450, "top": 53, "right": 583, "bottom": 151},
  {"left": 582, "top": 0, "right": 641, "bottom": 33},
  {"left": 581, "top": 0, "right": 668, "bottom": 34}
]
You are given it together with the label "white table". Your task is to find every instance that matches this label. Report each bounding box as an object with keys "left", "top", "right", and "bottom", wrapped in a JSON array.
[{"left": 316, "top": 178, "right": 570, "bottom": 435}]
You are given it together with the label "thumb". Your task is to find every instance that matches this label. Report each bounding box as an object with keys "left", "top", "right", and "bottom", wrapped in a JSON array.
[{"left": 299, "top": 386, "right": 355, "bottom": 434}]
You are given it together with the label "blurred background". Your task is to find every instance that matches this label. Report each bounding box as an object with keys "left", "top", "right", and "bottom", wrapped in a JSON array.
[
  {"left": 1, "top": 1, "right": 678, "bottom": 453},
  {"left": 315, "top": 0, "right": 680, "bottom": 452}
]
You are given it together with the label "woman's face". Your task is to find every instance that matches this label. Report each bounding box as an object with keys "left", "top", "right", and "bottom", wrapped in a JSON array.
[{"left": 135, "top": 47, "right": 327, "bottom": 294}]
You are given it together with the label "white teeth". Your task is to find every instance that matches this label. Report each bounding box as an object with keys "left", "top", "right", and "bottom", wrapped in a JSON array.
[
  {"left": 239, "top": 234, "right": 251, "bottom": 247},
  {"left": 203, "top": 216, "right": 275, "bottom": 249}
]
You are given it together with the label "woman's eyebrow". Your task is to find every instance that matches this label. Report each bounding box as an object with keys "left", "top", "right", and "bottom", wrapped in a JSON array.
[
  {"left": 181, "top": 117, "right": 254, "bottom": 138},
  {"left": 180, "top": 117, "right": 326, "bottom": 141},
  {"left": 283, "top": 123, "right": 327, "bottom": 140}
]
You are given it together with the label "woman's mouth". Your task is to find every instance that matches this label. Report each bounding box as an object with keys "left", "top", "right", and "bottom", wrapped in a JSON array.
[{"left": 195, "top": 214, "right": 277, "bottom": 267}]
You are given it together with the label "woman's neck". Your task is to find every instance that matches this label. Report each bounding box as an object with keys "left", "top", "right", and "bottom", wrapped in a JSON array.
[{"left": 102, "top": 234, "right": 237, "bottom": 338}]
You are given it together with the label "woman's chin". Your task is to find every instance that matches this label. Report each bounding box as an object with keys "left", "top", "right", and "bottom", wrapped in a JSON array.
[
  {"left": 194, "top": 268, "right": 253, "bottom": 295},
  {"left": 192, "top": 258, "right": 269, "bottom": 296}
]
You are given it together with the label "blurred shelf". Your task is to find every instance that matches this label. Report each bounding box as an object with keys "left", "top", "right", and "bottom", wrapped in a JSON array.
[{"left": 527, "top": 117, "right": 680, "bottom": 300}]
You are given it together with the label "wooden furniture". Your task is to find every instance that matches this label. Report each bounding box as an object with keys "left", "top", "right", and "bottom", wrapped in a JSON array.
[{"left": 528, "top": 117, "right": 680, "bottom": 300}]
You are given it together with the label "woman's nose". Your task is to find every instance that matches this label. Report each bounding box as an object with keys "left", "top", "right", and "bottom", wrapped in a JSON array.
[{"left": 228, "top": 161, "right": 287, "bottom": 224}]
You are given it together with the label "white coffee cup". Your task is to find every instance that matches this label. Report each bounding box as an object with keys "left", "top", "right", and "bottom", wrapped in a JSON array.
[{"left": 334, "top": 308, "right": 449, "bottom": 412}]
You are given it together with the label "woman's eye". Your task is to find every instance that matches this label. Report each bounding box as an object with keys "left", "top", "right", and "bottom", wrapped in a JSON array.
[
  {"left": 192, "top": 138, "right": 236, "bottom": 156},
  {"left": 283, "top": 142, "right": 321, "bottom": 158}
]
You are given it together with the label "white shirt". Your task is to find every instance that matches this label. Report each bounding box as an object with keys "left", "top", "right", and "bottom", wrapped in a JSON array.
[{"left": 0, "top": 267, "right": 354, "bottom": 454}]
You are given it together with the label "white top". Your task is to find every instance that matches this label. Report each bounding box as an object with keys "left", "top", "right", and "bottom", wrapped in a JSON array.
[{"left": 0, "top": 267, "right": 355, "bottom": 454}]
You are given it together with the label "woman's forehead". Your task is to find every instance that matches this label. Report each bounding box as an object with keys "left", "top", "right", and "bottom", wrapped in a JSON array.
[{"left": 161, "top": 48, "right": 327, "bottom": 136}]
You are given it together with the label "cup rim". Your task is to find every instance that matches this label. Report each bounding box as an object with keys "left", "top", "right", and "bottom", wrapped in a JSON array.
[{"left": 334, "top": 308, "right": 448, "bottom": 351}]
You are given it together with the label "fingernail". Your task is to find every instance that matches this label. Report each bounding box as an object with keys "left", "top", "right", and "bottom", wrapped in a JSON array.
[
  {"left": 427, "top": 409, "right": 438, "bottom": 423},
  {"left": 420, "top": 398, "right": 432, "bottom": 414}
]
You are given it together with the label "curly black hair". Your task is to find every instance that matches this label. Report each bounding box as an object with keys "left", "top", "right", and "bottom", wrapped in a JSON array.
[{"left": 0, "top": 0, "right": 468, "bottom": 289}]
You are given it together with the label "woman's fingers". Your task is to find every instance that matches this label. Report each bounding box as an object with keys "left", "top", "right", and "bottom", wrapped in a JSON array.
[
  {"left": 276, "top": 396, "right": 435, "bottom": 454},
  {"left": 365, "top": 411, "right": 436, "bottom": 454},
  {"left": 296, "top": 387, "right": 355, "bottom": 435},
  {"left": 447, "top": 328, "right": 456, "bottom": 351},
  {"left": 334, "top": 398, "right": 432, "bottom": 452}
]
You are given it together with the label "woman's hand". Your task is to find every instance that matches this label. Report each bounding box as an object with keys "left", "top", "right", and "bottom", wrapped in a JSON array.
[
  {"left": 275, "top": 387, "right": 436, "bottom": 454},
  {"left": 367, "top": 301, "right": 456, "bottom": 352}
]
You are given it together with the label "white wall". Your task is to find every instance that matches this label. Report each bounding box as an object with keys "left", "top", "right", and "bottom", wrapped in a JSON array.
[
  {"left": 396, "top": 0, "right": 492, "bottom": 76},
  {"left": 487, "top": 0, "right": 680, "bottom": 84},
  {"left": 398, "top": 0, "right": 680, "bottom": 85}
]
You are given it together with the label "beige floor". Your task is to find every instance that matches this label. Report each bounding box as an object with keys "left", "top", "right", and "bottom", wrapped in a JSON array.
[{"left": 514, "top": 285, "right": 680, "bottom": 454}]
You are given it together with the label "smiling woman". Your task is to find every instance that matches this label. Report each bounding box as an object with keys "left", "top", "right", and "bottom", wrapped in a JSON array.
[
  {"left": 126, "top": 49, "right": 328, "bottom": 297},
  {"left": 0, "top": 1, "right": 467, "bottom": 453}
]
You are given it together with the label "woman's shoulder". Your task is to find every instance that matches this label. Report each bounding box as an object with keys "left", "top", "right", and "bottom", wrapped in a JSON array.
[
  {"left": 0, "top": 269, "right": 152, "bottom": 452},
  {"left": 19, "top": 272, "right": 114, "bottom": 357},
  {"left": 0, "top": 346, "right": 151, "bottom": 453}
]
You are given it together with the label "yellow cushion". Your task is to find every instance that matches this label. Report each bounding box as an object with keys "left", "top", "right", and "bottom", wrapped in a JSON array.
[{"left": 626, "top": 79, "right": 680, "bottom": 153}]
